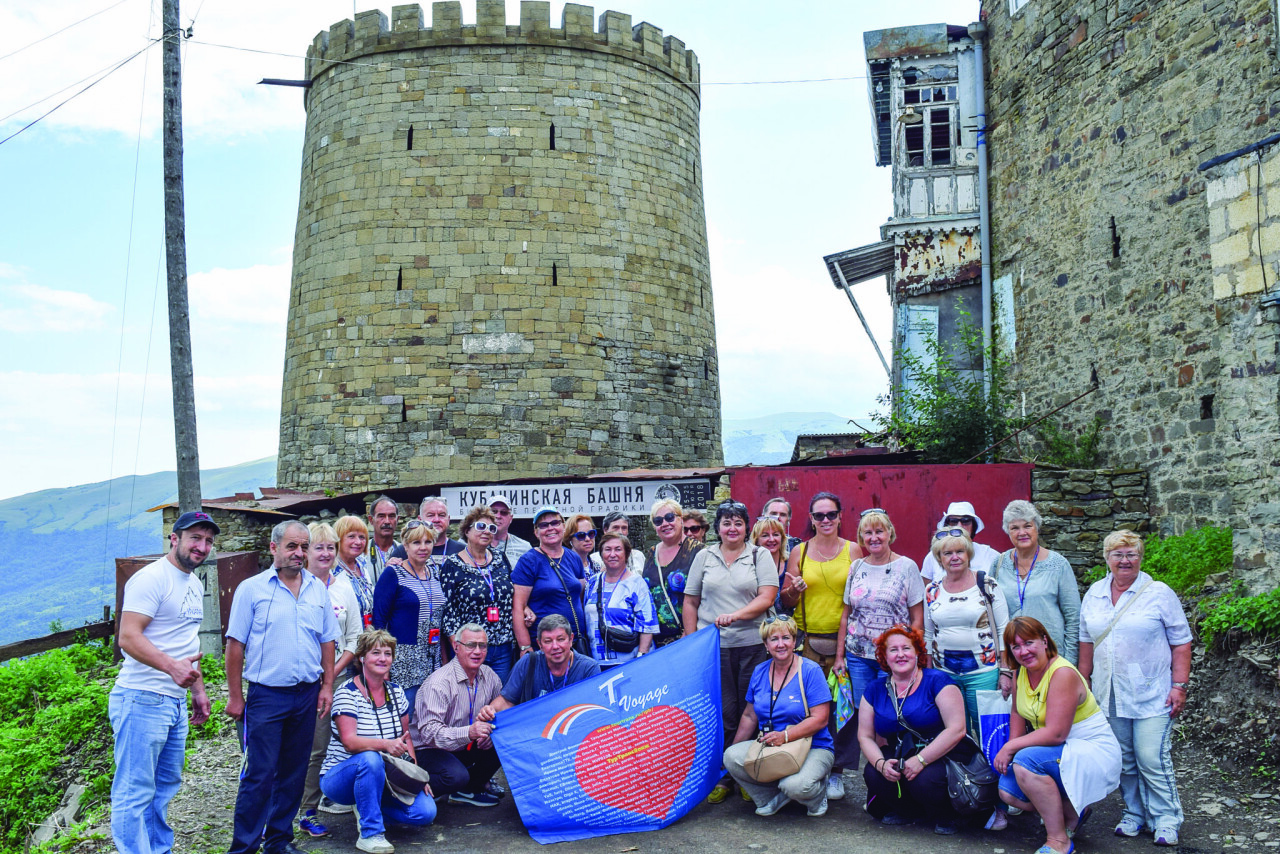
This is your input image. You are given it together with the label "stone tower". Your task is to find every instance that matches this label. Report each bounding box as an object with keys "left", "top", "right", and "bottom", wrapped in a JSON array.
[{"left": 277, "top": 0, "right": 721, "bottom": 491}]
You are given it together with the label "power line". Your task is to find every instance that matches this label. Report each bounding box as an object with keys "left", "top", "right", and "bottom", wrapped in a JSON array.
[
  {"left": 0, "top": 0, "right": 131, "bottom": 64},
  {"left": 0, "top": 40, "right": 160, "bottom": 146}
]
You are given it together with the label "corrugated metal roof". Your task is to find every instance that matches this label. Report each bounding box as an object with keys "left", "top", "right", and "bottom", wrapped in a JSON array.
[{"left": 824, "top": 240, "right": 896, "bottom": 289}]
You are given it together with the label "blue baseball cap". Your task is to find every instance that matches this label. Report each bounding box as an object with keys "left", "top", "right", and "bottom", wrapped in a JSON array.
[
  {"left": 173, "top": 511, "right": 221, "bottom": 534},
  {"left": 532, "top": 506, "right": 561, "bottom": 525}
]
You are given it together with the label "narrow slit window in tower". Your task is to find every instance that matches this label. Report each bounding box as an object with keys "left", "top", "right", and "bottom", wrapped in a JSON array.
[
  {"left": 407, "top": 126, "right": 414, "bottom": 150},
  {"left": 550, "top": 123, "right": 556, "bottom": 151},
  {"left": 551, "top": 262, "right": 558, "bottom": 287},
  {"left": 396, "top": 266, "right": 403, "bottom": 291}
]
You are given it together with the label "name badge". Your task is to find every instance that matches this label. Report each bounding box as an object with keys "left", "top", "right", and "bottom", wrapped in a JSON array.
[
  {"left": 486, "top": 606, "right": 500, "bottom": 623},
  {"left": 428, "top": 627, "right": 440, "bottom": 645}
]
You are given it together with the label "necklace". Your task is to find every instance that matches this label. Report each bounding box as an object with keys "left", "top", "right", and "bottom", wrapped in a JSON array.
[
  {"left": 807, "top": 538, "right": 842, "bottom": 562},
  {"left": 888, "top": 668, "right": 919, "bottom": 719}
]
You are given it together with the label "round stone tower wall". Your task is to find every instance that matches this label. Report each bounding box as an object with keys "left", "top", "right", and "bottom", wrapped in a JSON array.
[{"left": 277, "top": 0, "right": 721, "bottom": 490}]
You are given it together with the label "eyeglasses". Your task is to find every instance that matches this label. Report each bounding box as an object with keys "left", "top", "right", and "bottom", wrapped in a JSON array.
[
  {"left": 490, "top": 507, "right": 512, "bottom": 517},
  {"left": 455, "top": 641, "right": 489, "bottom": 651},
  {"left": 535, "top": 518, "right": 563, "bottom": 530},
  {"left": 943, "top": 516, "right": 975, "bottom": 527},
  {"left": 860, "top": 508, "right": 886, "bottom": 517},
  {"left": 472, "top": 521, "right": 498, "bottom": 534},
  {"left": 811, "top": 510, "right": 840, "bottom": 522},
  {"left": 1107, "top": 551, "right": 1141, "bottom": 561},
  {"left": 571, "top": 530, "right": 598, "bottom": 541},
  {"left": 934, "top": 528, "right": 969, "bottom": 540},
  {"left": 652, "top": 511, "right": 678, "bottom": 526}
]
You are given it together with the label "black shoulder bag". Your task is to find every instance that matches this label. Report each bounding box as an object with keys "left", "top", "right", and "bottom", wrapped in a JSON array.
[
  {"left": 595, "top": 573, "right": 639, "bottom": 656},
  {"left": 543, "top": 550, "right": 592, "bottom": 657}
]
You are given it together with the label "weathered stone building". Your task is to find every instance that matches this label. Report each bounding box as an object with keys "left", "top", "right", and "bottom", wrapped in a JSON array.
[
  {"left": 980, "top": 0, "right": 1280, "bottom": 589},
  {"left": 278, "top": 1, "right": 720, "bottom": 492}
]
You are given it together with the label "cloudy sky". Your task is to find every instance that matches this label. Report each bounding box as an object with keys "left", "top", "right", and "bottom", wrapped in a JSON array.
[{"left": 0, "top": 0, "right": 972, "bottom": 499}]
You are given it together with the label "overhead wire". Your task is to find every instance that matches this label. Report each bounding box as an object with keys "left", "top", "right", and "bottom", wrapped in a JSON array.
[{"left": 0, "top": 0, "right": 131, "bottom": 64}]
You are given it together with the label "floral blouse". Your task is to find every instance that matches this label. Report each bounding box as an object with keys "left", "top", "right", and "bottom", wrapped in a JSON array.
[{"left": 438, "top": 548, "right": 515, "bottom": 647}]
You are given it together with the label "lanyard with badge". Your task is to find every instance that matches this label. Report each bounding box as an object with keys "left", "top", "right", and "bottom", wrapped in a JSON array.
[{"left": 474, "top": 551, "right": 500, "bottom": 624}]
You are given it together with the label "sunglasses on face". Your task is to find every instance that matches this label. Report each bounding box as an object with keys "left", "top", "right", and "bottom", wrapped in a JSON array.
[
  {"left": 811, "top": 510, "right": 840, "bottom": 522},
  {"left": 934, "top": 528, "right": 969, "bottom": 540},
  {"left": 472, "top": 521, "right": 498, "bottom": 534},
  {"left": 684, "top": 524, "right": 706, "bottom": 532},
  {"left": 944, "top": 516, "right": 976, "bottom": 527},
  {"left": 860, "top": 507, "right": 886, "bottom": 517},
  {"left": 490, "top": 507, "right": 512, "bottom": 517},
  {"left": 535, "top": 518, "right": 563, "bottom": 530},
  {"left": 571, "top": 530, "right": 598, "bottom": 541},
  {"left": 652, "top": 511, "right": 678, "bottom": 526}
]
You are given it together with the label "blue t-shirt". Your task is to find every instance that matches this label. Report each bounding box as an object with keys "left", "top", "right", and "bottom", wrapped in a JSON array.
[
  {"left": 500, "top": 651, "right": 601, "bottom": 705},
  {"left": 745, "top": 657, "right": 834, "bottom": 752},
  {"left": 511, "top": 549, "right": 588, "bottom": 640},
  {"left": 864, "top": 667, "right": 955, "bottom": 741}
]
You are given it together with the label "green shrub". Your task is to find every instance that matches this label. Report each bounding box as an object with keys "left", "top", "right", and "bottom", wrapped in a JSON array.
[
  {"left": 1036, "top": 416, "right": 1103, "bottom": 468},
  {"left": 1198, "top": 587, "right": 1280, "bottom": 647},
  {"left": 1143, "top": 525, "right": 1233, "bottom": 595},
  {"left": 0, "top": 642, "right": 115, "bottom": 850}
]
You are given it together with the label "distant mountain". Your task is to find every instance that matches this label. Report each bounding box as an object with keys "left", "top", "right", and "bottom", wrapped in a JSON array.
[
  {"left": 0, "top": 458, "right": 277, "bottom": 647},
  {"left": 722, "top": 412, "right": 866, "bottom": 465}
]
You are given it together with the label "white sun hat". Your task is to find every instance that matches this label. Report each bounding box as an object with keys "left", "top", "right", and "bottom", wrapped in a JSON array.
[{"left": 937, "top": 501, "right": 984, "bottom": 534}]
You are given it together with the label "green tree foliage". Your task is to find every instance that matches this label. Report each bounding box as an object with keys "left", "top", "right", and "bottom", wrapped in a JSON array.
[{"left": 873, "top": 310, "right": 1019, "bottom": 463}]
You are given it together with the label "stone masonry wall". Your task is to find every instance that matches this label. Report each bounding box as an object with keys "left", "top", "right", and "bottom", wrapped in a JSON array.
[
  {"left": 980, "top": 0, "right": 1280, "bottom": 591},
  {"left": 1030, "top": 466, "right": 1150, "bottom": 574},
  {"left": 278, "top": 0, "right": 721, "bottom": 493}
]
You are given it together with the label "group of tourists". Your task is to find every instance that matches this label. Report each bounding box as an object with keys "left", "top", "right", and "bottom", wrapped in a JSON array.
[{"left": 109, "top": 488, "right": 1193, "bottom": 854}]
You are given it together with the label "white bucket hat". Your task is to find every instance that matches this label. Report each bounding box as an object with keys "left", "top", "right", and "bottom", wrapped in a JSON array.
[{"left": 937, "top": 501, "right": 984, "bottom": 534}]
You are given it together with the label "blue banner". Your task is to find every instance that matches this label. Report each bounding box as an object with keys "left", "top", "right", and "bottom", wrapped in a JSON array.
[{"left": 491, "top": 627, "right": 723, "bottom": 844}]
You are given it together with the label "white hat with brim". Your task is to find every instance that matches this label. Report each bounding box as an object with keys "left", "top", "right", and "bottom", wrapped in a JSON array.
[{"left": 938, "top": 501, "right": 984, "bottom": 534}]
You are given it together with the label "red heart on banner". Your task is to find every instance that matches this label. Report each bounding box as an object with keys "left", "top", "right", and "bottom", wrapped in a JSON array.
[{"left": 574, "top": 705, "right": 697, "bottom": 819}]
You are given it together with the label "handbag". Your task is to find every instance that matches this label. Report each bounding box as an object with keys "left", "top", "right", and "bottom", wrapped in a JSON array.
[
  {"left": 743, "top": 660, "right": 813, "bottom": 782},
  {"left": 891, "top": 680, "right": 999, "bottom": 815},
  {"left": 595, "top": 573, "right": 640, "bottom": 654}
]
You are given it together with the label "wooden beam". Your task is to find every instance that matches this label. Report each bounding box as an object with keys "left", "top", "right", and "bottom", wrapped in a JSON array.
[{"left": 0, "top": 620, "right": 115, "bottom": 664}]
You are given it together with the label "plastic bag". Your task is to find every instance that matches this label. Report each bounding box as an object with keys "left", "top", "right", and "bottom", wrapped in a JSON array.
[
  {"left": 828, "top": 668, "right": 856, "bottom": 731},
  {"left": 976, "top": 688, "right": 1011, "bottom": 768}
]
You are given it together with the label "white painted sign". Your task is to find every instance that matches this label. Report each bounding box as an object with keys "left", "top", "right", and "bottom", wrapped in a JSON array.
[{"left": 440, "top": 479, "right": 713, "bottom": 519}]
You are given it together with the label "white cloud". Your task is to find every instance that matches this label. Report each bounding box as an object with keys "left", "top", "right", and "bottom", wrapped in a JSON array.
[
  {"left": 0, "top": 267, "right": 115, "bottom": 333},
  {"left": 189, "top": 263, "right": 290, "bottom": 326}
]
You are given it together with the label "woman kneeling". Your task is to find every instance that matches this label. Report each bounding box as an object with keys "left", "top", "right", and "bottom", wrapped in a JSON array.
[
  {"left": 723, "top": 616, "right": 834, "bottom": 817},
  {"left": 994, "top": 617, "right": 1120, "bottom": 854},
  {"left": 319, "top": 630, "right": 436, "bottom": 854},
  {"left": 858, "top": 625, "right": 968, "bottom": 834}
]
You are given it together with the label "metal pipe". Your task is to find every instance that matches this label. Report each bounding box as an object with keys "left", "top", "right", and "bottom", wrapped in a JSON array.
[
  {"left": 834, "top": 263, "right": 892, "bottom": 377},
  {"left": 969, "top": 20, "right": 993, "bottom": 402}
]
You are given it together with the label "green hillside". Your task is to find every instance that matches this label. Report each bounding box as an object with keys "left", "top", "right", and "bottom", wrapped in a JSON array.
[{"left": 0, "top": 458, "right": 277, "bottom": 647}]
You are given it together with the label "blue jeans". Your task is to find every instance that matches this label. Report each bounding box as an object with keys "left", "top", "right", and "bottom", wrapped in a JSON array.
[
  {"left": 1111, "top": 713, "right": 1182, "bottom": 833},
  {"left": 999, "top": 743, "right": 1067, "bottom": 802},
  {"left": 109, "top": 686, "right": 188, "bottom": 854},
  {"left": 845, "top": 654, "right": 883, "bottom": 709},
  {"left": 484, "top": 641, "right": 514, "bottom": 685},
  {"left": 320, "top": 752, "right": 436, "bottom": 837},
  {"left": 940, "top": 667, "right": 999, "bottom": 736}
]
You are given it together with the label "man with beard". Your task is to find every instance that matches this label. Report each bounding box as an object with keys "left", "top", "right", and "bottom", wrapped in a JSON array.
[
  {"left": 225, "top": 520, "right": 340, "bottom": 854},
  {"left": 413, "top": 624, "right": 505, "bottom": 807},
  {"left": 110, "top": 511, "right": 218, "bottom": 854},
  {"left": 366, "top": 496, "right": 400, "bottom": 583}
]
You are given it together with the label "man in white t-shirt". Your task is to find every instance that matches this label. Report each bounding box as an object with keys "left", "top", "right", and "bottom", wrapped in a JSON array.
[{"left": 110, "top": 511, "right": 217, "bottom": 854}]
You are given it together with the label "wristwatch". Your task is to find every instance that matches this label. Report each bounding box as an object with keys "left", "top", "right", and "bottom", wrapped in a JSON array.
[
  {"left": 519, "top": 644, "right": 533, "bottom": 652},
  {"left": 1171, "top": 681, "right": 1189, "bottom": 690}
]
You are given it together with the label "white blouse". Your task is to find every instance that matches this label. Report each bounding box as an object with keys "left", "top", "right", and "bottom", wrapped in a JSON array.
[{"left": 1079, "top": 571, "right": 1192, "bottom": 719}]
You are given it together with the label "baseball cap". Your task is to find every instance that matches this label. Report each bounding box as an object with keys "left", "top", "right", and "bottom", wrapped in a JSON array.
[
  {"left": 488, "top": 494, "right": 512, "bottom": 508},
  {"left": 173, "top": 511, "right": 221, "bottom": 535}
]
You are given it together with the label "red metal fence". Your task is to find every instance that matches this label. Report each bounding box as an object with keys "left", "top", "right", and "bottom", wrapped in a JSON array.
[{"left": 728, "top": 463, "right": 1034, "bottom": 566}]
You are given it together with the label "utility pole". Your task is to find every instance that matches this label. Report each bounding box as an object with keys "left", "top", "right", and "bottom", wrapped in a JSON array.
[{"left": 162, "top": 0, "right": 202, "bottom": 513}]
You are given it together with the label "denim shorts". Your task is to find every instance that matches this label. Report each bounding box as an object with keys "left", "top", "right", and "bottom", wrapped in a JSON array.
[{"left": 999, "top": 744, "right": 1066, "bottom": 802}]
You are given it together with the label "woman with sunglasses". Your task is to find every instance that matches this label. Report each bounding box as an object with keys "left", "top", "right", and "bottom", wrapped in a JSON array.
[
  {"left": 834, "top": 509, "right": 925, "bottom": 766},
  {"left": 919, "top": 501, "right": 1001, "bottom": 583},
  {"left": 779, "top": 492, "right": 862, "bottom": 800},
  {"left": 373, "top": 520, "right": 446, "bottom": 715},
  {"left": 438, "top": 506, "right": 517, "bottom": 682},
  {"left": 684, "top": 500, "right": 780, "bottom": 804},
  {"left": 563, "top": 514, "right": 599, "bottom": 579},
  {"left": 682, "top": 509, "right": 710, "bottom": 545},
  {"left": 511, "top": 506, "right": 589, "bottom": 658},
  {"left": 642, "top": 498, "right": 702, "bottom": 647}
]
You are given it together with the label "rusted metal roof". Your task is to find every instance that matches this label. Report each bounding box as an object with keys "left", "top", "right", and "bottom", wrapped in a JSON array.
[
  {"left": 588, "top": 466, "right": 725, "bottom": 480},
  {"left": 824, "top": 240, "right": 896, "bottom": 289},
  {"left": 864, "top": 24, "right": 969, "bottom": 61}
]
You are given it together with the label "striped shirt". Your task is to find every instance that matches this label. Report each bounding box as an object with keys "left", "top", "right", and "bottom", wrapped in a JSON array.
[
  {"left": 320, "top": 679, "right": 409, "bottom": 775},
  {"left": 412, "top": 658, "right": 503, "bottom": 752}
]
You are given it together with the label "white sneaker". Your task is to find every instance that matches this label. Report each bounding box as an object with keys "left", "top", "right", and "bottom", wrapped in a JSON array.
[
  {"left": 807, "top": 795, "right": 829, "bottom": 817},
  {"left": 318, "top": 796, "right": 353, "bottom": 814},
  {"left": 356, "top": 833, "right": 395, "bottom": 854},
  {"left": 755, "top": 792, "right": 791, "bottom": 816},
  {"left": 826, "top": 772, "right": 845, "bottom": 801}
]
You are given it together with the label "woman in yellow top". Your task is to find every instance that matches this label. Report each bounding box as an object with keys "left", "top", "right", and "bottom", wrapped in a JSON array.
[
  {"left": 993, "top": 616, "right": 1120, "bottom": 854},
  {"left": 779, "top": 491, "right": 861, "bottom": 802}
]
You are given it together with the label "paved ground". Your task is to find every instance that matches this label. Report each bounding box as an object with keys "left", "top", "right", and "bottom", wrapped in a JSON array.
[{"left": 293, "top": 770, "right": 1231, "bottom": 854}]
